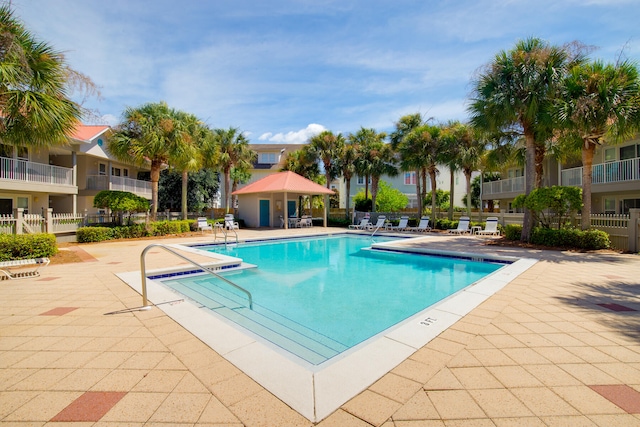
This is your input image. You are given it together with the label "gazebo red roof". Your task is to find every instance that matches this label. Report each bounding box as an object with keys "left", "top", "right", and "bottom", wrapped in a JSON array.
[{"left": 232, "top": 171, "right": 334, "bottom": 195}]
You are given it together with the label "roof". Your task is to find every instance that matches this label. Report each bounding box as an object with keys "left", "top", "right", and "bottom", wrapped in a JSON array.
[
  {"left": 249, "top": 143, "right": 306, "bottom": 171},
  {"left": 69, "top": 125, "right": 111, "bottom": 142},
  {"left": 232, "top": 171, "right": 334, "bottom": 195}
]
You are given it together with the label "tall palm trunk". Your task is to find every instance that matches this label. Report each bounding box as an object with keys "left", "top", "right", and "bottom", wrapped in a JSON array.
[
  {"left": 534, "top": 143, "right": 546, "bottom": 188},
  {"left": 429, "top": 169, "right": 437, "bottom": 219},
  {"left": 371, "top": 176, "right": 379, "bottom": 212},
  {"left": 181, "top": 170, "right": 188, "bottom": 220},
  {"left": 581, "top": 143, "right": 596, "bottom": 230},
  {"left": 464, "top": 170, "right": 472, "bottom": 217},
  {"left": 415, "top": 169, "right": 421, "bottom": 216},
  {"left": 365, "top": 175, "right": 370, "bottom": 200},
  {"left": 521, "top": 131, "right": 536, "bottom": 242},
  {"left": 150, "top": 160, "right": 162, "bottom": 221},
  {"left": 224, "top": 169, "right": 231, "bottom": 213},
  {"left": 421, "top": 167, "right": 428, "bottom": 215},
  {"left": 449, "top": 165, "right": 455, "bottom": 220},
  {"left": 345, "top": 177, "right": 352, "bottom": 219}
]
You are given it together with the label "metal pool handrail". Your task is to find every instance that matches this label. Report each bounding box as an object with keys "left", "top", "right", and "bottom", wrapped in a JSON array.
[{"left": 140, "top": 243, "right": 253, "bottom": 310}]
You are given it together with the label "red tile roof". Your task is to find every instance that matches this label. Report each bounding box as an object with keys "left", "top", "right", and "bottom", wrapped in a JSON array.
[
  {"left": 69, "top": 125, "right": 110, "bottom": 142},
  {"left": 232, "top": 171, "right": 334, "bottom": 195}
]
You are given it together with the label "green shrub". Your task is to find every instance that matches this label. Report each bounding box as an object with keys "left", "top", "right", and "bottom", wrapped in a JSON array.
[
  {"left": 0, "top": 234, "right": 58, "bottom": 261},
  {"left": 329, "top": 217, "right": 351, "bottom": 227},
  {"left": 580, "top": 229, "right": 611, "bottom": 250},
  {"left": 504, "top": 224, "right": 522, "bottom": 241},
  {"left": 77, "top": 227, "right": 113, "bottom": 243}
]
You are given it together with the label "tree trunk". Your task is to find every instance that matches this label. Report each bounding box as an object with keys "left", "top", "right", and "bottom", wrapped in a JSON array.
[
  {"left": 371, "top": 176, "right": 379, "bottom": 212},
  {"left": 345, "top": 176, "right": 351, "bottom": 219},
  {"left": 150, "top": 160, "right": 161, "bottom": 221},
  {"left": 415, "top": 169, "right": 421, "bottom": 216},
  {"left": 421, "top": 167, "right": 428, "bottom": 215},
  {"left": 534, "top": 143, "right": 546, "bottom": 188},
  {"left": 224, "top": 169, "right": 231, "bottom": 213},
  {"left": 449, "top": 165, "right": 455, "bottom": 220},
  {"left": 365, "top": 174, "right": 370, "bottom": 200},
  {"left": 465, "top": 170, "right": 472, "bottom": 217},
  {"left": 181, "top": 170, "right": 188, "bottom": 220},
  {"left": 581, "top": 143, "right": 596, "bottom": 230},
  {"left": 521, "top": 130, "right": 536, "bottom": 242},
  {"left": 429, "top": 170, "right": 437, "bottom": 219}
]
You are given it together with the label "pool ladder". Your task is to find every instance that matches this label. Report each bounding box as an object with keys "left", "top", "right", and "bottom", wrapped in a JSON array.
[
  {"left": 139, "top": 243, "right": 253, "bottom": 310},
  {"left": 214, "top": 223, "right": 239, "bottom": 246}
]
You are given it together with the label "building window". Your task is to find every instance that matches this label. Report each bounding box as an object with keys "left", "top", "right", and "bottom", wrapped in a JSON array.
[
  {"left": 357, "top": 175, "right": 371, "bottom": 185},
  {"left": 98, "top": 163, "right": 107, "bottom": 175},
  {"left": 622, "top": 198, "right": 640, "bottom": 214},
  {"left": 123, "top": 169, "right": 129, "bottom": 177},
  {"left": 620, "top": 144, "right": 638, "bottom": 160},
  {"left": 404, "top": 172, "right": 416, "bottom": 185},
  {"left": 260, "top": 153, "right": 277, "bottom": 164},
  {"left": 0, "top": 144, "right": 12, "bottom": 158},
  {"left": 112, "top": 167, "right": 121, "bottom": 177},
  {"left": 604, "top": 198, "right": 616, "bottom": 214},
  {"left": 17, "top": 197, "right": 28, "bottom": 214},
  {"left": 16, "top": 146, "right": 28, "bottom": 161},
  {"left": 604, "top": 147, "right": 616, "bottom": 162}
]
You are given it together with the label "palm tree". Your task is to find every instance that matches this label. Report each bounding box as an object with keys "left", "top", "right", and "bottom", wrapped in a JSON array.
[
  {"left": 214, "top": 127, "right": 256, "bottom": 213},
  {"left": 338, "top": 140, "right": 358, "bottom": 219},
  {"left": 351, "top": 127, "right": 388, "bottom": 202},
  {"left": 469, "top": 37, "right": 580, "bottom": 241},
  {"left": 391, "top": 113, "right": 426, "bottom": 215},
  {"left": 109, "top": 102, "right": 190, "bottom": 221},
  {"left": 0, "top": 5, "right": 82, "bottom": 147},
  {"left": 352, "top": 129, "right": 396, "bottom": 213},
  {"left": 448, "top": 122, "right": 487, "bottom": 216},
  {"left": 404, "top": 124, "right": 443, "bottom": 217},
  {"left": 308, "top": 130, "right": 345, "bottom": 221},
  {"left": 556, "top": 60, "right": 640, "bottom": 229}
]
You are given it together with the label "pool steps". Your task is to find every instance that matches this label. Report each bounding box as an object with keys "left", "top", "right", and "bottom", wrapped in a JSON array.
[{"left": 168, "top": 274, "right": 348, "bottom": 364}]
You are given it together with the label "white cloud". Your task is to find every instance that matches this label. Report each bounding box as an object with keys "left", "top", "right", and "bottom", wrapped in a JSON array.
[{"left": 258, "top": 124, "right": 326, "bottom": 144}]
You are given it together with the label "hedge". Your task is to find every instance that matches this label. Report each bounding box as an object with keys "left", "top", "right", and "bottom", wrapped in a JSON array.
[
  {"left": 77, "top": 220, "right": 195, "bottom": 243},
  {"left": 504, "top": 225, "right": 610, "bottom": 250},
  {"left": 0, "top": 234, "right": 58, "bottom": 261}
]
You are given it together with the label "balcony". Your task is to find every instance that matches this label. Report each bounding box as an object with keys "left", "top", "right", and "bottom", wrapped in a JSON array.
[
  {"left": 86, "top": 175, "right": 152, "bottom": 198},
  {"left": 482, "top": 176, "right": 525, "bottom": 196},
  {"left": 0, "top": 156, "right": 74, "bottom": 186},
  {"left": 561, "top": 158, "right": 640, "bottom": 186}
]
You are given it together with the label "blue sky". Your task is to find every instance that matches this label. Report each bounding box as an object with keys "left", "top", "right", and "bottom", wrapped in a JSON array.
[{"left": 13, "top": 0, "right": 640, "bottom": 144}]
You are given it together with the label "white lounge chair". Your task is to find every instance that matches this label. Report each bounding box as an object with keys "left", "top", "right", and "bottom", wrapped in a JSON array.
[
  {"left": 409, "top": 216, "right": 431, "bottom": 232},
  {"left": 448, "top": 216, "right": 470, "bottom": 234},
  {"left": 224, "top": 214, "right": 239, "bottom": 230},
  {"left": 348, "top": 218, "right": 370, "bottom": 230},
  {"left": 0, "top": 258, "right": 49, "bottom": 280},
  {"left": 386, "top": 215, "right": 409, "bottom": 232},
  {"left": 300, "top": 215, "right": 313, "bottom": 227},
  {"left": 368, "top": 215, "right": 386, "bottom": 231},
  {"left": 196, "top": 217, "right": 213, "bottom": 234},
  {"left": 476, "top": 217, "right": 500, "bottom": 236}
]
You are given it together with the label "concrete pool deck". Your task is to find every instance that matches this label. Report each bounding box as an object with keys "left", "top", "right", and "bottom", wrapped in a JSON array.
[{"left": 1, "top": 227, "right": 640, "bottom": 426}]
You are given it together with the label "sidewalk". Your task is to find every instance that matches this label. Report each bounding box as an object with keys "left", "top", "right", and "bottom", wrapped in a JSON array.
[{"left": 1, "top": 229, "right": 639, "bottom": 426}]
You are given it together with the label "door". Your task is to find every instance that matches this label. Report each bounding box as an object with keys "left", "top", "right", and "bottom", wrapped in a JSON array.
[
  {"left": 0, "top": 198, "right": 12, "bottom": 215},
  {"left": 259, "top": 200, "right": 270, "bottom": 227},
  {"left": 287, "top": 200, "right": 296, "bottom": 218}
]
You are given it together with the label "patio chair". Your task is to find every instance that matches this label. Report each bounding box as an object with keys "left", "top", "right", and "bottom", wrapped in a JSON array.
[
  {"left": 0, "top": 257, "right": 49, "bottom": 280},
  {"left": 300, "top": 215, "right": 313, "bottom": 227},
  {"left": 196, "top": 217, "right": 213, "bottom": 234},
  {"left": 348, "top": 218, "right": 370, "bottom": 230},
  {"left": 224, "top": 214, "right": 240, "bottom": 230},
  {"left": 476, "top": 217, "right": 500, "bottom": 236},
  {"left": 409, "top": 216, "right": 431, "bottom": 232},
  {"left": 448, "top": 216, "right": 470, "bottom": 235},
  {"left": 386, "top": 215, "right": 410, "bottom": 232},
  {"left": 368, "top": 215, "right": 386, "bottom": 231}
]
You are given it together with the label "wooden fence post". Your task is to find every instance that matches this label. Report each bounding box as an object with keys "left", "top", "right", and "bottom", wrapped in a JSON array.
[
  {"left": 45, "top": 208, "right": 53, "bottom": 234},
  {"left": 629, "top": 209, "right": 639, "bottom": 253},
  {"left": 13, "top": 208, "right": 23, "bottom": 235}
]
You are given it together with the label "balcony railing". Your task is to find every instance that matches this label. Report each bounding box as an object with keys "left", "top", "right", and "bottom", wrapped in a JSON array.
[
  {"left": 562, "top": 158, "right": 640, "bottom": 186},
  {"left": 482, "top": 176, "right": 525, "bottom": 196},
  {"left": 86, "top": 175, "right": 152, "bottom": 197},
  {"left": 0, "top": 156, "right": 74, "bottom": 186}
]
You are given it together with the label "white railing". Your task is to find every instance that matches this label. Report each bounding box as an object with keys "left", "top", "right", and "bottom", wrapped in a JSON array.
[
  {"left": 0, "top": 214, "right": 16, "bottom": 234},
  {"left": 23, "top": 213, "right": 44, "bottom": 233},
  {"left": 561, "top": 158, "right": 640, "bottom": 186},
  {"left": 86, "top": 175, "right": 152, "bottom": 197},
  {"left": 482, "top": 176, "right": 525, "bottom": 195},
  {"left": 0, "top": 156, "right": 74, "bottom": 186},
  {"left": 51, "top": 213, "right": 85, "bottom": 233}
]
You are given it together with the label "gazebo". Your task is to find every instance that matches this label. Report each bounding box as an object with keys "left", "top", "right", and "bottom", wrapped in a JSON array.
[{"left": 231, "top": 171, "right": 335, "bottom": 229}]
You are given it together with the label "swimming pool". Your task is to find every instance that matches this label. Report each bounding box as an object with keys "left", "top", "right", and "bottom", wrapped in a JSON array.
[{"left": 160, "top": 235, "right": 503, "bottom": 365}]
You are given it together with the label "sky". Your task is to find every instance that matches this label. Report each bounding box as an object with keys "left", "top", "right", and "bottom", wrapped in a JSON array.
[{"left": 12, "top": 0, "right": 640, "bottom": 144}]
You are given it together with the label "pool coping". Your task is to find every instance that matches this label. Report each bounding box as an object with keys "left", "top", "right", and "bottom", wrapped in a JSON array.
[{"left": 116, "top": 234, "right": 537, "bottom": 422}]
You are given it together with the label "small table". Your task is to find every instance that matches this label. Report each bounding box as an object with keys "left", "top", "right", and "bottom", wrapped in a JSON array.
[
  {"left": 288, "top": 217, "right": 300, "bottom": 228},
  {"left": 470, "top": 226, "right": 482, "bottom": 235}
]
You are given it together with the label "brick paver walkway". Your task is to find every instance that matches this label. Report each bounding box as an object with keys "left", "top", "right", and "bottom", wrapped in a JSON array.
[{"left": 1, "top": 228, "right": 639, "bottom": 426}]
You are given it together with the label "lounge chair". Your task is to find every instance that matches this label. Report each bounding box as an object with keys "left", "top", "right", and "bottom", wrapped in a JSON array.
[
  {"left": 224, "top": 214, "right": 239, "bottom": 230},
  {"left": 409, "top": 216, "right": 431, "bottom": 232},
  {"left": 476, "top": 217, "right": 500, "bottom": 236},
  {"left": 386, "top": 215, "right": 409, "bottom": 232},
  {"left": 448, "top": 216, "right": 470, "bottom": 234},
  {"left": 348, "top": 218, "right": 370, "bottom": 230},
  {"left": 0, "top": 258, "right": 49, "bottom": 280},
  {"left": 368, "top": 215, "right": 386, "bottom": 231},
  {"left": 196, "top": 217, "right": 213, "bottom": 234},
  {"left": 300, "top": 215, "right": 313, "bottom": 228}
]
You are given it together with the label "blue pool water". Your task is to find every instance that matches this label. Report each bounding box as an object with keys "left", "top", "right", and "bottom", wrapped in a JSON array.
[{"left": 162, "top": 235, "right": 503, "bottom": 365}]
